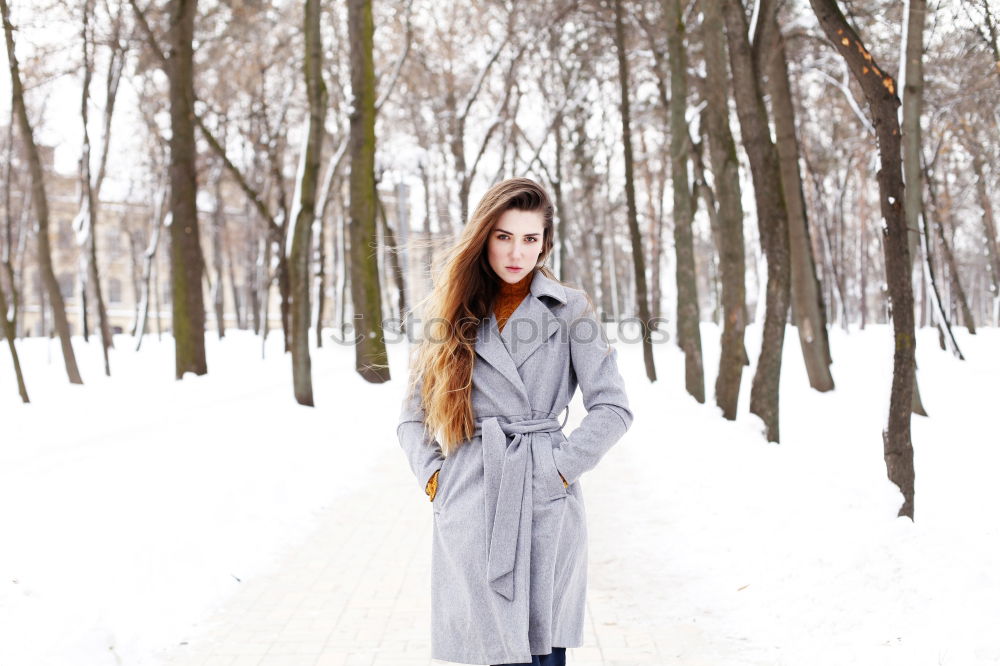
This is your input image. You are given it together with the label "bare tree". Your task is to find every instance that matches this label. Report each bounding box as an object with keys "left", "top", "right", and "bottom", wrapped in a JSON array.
[
  {"left": 209, "top": 165, "right": 226, "bottom": 339},
  {"left": 699, "top": 0, "right": 748, "bottom": 420},
  {"left": 922, "top": 155, "right": 974, "bottom": 337},
  {"left": 130, "top": 0, "right": 297, "bottom": 353},
  {"left": 166, "top": 0, "right": 207, "bottom": 378},
  {"left": 612, "top": 0, "right": 656, "bottom": 382},
  {"left": 134, "top": 188, "right": 166, "bottom": 351},
  {"left": 722, "top": 0, "right": 792, "bottom": 442},
  {"left": 664, "top": 0, "right": 704, "bottom": 402},
  {"left": 289, "top": 0, "right": 328, "bottom": 405},
  {"left": 348, "top": 0, "right": 389, "bottom": 383},
  {"left": 899, "top": 0, "right": 930, "bottom": 415},
  {"left": 809, "top": 0, "right": 916, "bottom": 519},
  {"left": 1, "top": 0, "right": 83, "bottom": 384},
  {"left": 755, "top": 0, "right": 834, "bottom": 393},
  {"left": 2, "top": 105, "right": 27, "bottom": 395},
  {"left": 964, "top": 142, "right": 1000, "bottom": 325},
  {"left": 0, "top": 273, "right": 28, "bottom": 401},
  {"left": 76, "top": 0, "right": 118, "bottom": 375}
]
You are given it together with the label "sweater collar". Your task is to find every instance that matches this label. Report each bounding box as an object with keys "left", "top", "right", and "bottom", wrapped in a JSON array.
[{"left": 497, "top": 272, "right": 532, "bottom": 298}]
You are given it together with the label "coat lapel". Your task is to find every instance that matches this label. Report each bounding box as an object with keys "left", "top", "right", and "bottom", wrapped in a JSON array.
[
  {"left": 474, "top": 312, "right": 523, "bottom": 391},
  {"left": 474, "top": 270, "right": 568, "bottom": 389},
  {"left": 501, "top": 295, "right": 562, "bottom": 368}
]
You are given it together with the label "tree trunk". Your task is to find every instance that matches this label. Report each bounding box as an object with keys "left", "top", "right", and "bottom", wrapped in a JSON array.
[
  {"left": 259, "top": 236, "right": 272, "bottom": 357},
  {"left": 313, "top": 195, "right": 328, "bottom": 347},
  {"left": 900, "top": 0, "right": 929, "bottom": 416},
  {"left": 166, "top": 0, "right": 207, "bottom": 378},
  {"left": 810, "top": 0, "right": 916, "bottom": 519},
  {"left": 757, "top": 2, "right": 834, "bottom": 392},
  {"left": 913, "top": 167, "right": 959, "bottom": 355},
  {"left": 806, "top": 158, "right": 851, "bottom": 329},
  {"left": 2, "top": 116, "right": 25, "bottom": 347},
  {"left": 722, "top": 0, "right": 792, "bottom": 442},
  {"left": 210, "top": 169, "right": 226, "bottom": 339},
  {"left": 347, "top": 0, "right": 389, "bottom": 383},
  {"left": 376, "top": 194, "right": 406, "bottom": 324},
  {"left": 859, "top": 172, "right": 870, "bottom": 328},
  {"left": 337, "top": 195, "right": 349, "bottom": 340},
  {"left": 225, "top": 228, "right": 243, "bottom": 329},
  {"left": 0, "top": 277, "right": 28, "bottom": 402},
  {"left": 918, "top": 200, "right": 964, "bottom": 358},
  {"left": 79, "top": 0, "right": 116, "bottom": 376},
  {"left": 664, "top": 0, "right": 704, "bottom": 402},
  {"left": 134, "top": 187, "right": 165, "bottom": 351},
  {"left": 313, "top": 136, "right": 349, "bottom": 343},
  {"left": 613, "top": 0, "right": 656, "bottom": 382},
  {"left": 274, "top": 228, "right": 292, "bottom": 353},
  {"left": 2, "top": 223, "right": 25, "bottom": 367},
  {"left": 126, "top": 213, "right": 143, "bottom": 337},
  {"left": 554, "top": 113, "right": 570, "bottom": 284},
  {"left": 1, "top": 0, "right": 83, "bottom": 384},
  {"left": 247, "top": 232, "right": 260, "bottom": 335},
  {"left": 638, "top": 129, "right": 664, "bottom": 325},
  {"left": 153, "top": 240, "right": 162, "bottom": 340},
  {"left": 288, "top": 0, "right": 326, "bottom": 406},
  {"left": 967, "top": 150, "right": 1000, "bottom": 326},
  {"left": 925, "top": 163, "right": 975, "bottom": 335},
  {"left": 700, "top": 0, "right": 748, "bottom": 420},
  {"left": 689, "top": 128, "right": 721, "bottom": 324}
]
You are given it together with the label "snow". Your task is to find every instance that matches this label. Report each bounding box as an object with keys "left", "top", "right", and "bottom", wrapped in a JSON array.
[
  {"left": 284, "top": 126, "right": 311, "bottom": 258},
  {"left": 1, "top": 331, "right": 387, "bottom": 666},
  {"left": 616, "top": 322, "right": 1000, "bottom": 666},
  {"left": 2, "top": 322, "right": 999, "bottom": 665}
]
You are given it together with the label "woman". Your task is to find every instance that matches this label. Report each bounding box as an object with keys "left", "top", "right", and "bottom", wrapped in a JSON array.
[{"left": 397, "top": 178, "right": 633, "bottom": 666}]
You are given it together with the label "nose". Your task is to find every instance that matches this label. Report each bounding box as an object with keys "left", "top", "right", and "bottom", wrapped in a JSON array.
[{"left": 511, "top": 240, "right": 525, "bottom": 259}]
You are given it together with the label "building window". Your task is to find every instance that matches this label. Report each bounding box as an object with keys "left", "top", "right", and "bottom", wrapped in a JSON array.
[
  {"left": 58, "top": 273, "right": 75, "bottom": 299},
  {"left": 105, "top": 226, "right": 122, "bottom": 260},
  {"left": 108, "top": 278, "right": 122, "bottom": 304}
]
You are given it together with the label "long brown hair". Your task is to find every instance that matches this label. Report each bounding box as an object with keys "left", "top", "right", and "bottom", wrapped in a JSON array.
[{"left": 406, "top": 178, "right": 558, "bottom": 456}]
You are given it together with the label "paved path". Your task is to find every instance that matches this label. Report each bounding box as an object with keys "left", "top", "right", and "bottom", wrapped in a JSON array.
[{"left": 152, "top": 443, "right": 670, "bottom": 666}]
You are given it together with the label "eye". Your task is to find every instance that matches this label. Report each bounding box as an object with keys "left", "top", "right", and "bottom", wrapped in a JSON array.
[
  {"left": 525, "top": 236, "right": 539, "bottom": 243},
  {"left": 496, "top": 233, "right": 510, "bottom": 240}
]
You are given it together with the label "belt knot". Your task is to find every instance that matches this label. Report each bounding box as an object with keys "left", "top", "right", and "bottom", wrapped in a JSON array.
[{"left": 477, "top": 415, "right": 563, "bottom": 601}]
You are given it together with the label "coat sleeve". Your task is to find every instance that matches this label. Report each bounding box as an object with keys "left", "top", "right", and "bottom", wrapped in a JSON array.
[
  {"left": 551, "top": 293, "right": 634, "bottom": 486},
  {"left": 397, "top": 369, "right": 446, "bottom": 493}
]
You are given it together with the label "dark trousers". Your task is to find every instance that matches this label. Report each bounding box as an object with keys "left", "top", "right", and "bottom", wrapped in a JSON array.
[{"left": 492, "top": 647, "right": 566, "bottom": 666}]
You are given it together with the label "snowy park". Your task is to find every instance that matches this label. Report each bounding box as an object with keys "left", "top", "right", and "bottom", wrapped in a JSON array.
[
  {"left": 3, "top": 323, "right": 999, "bottom": 665},
  {"left": 3, "top": 0, "right": 1000, "bottom": 664}
]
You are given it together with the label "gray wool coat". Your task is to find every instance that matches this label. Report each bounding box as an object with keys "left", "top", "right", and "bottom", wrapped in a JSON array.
[{"left": 397, "top": 269, "right": 634, "bottom": 665}]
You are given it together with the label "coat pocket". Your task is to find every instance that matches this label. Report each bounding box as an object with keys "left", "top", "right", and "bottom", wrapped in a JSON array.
[
  {"left": 541, "top": 439, "right": 569, "bottom": 500},
  {"left": 432, "top": 455, "right": 453, "bottom": 513}
]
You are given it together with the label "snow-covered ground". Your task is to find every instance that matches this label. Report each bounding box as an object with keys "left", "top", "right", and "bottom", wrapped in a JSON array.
[
  {"left": 602, "top": 322, "right": 1000, "bottom": 666},
  {"left": 1, "top": 322, "right": 997, "bottom": 665}
]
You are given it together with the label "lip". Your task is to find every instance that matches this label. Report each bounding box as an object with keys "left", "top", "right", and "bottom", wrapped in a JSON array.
[{"left": 505, "top": 266, "right": 522, "bottom": 271}]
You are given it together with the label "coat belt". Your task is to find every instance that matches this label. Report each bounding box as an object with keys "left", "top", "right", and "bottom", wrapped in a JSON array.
[{"left": 473, "top": 415, "right": 564, "bottom": 602}]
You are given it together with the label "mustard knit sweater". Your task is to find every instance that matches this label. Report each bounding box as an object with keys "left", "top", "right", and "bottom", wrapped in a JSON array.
[{"left": 425, "top": 273, "right": 567, "bottom": 501}]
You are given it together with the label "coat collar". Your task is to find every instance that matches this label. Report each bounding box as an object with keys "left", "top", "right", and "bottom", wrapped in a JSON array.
[
  {"left": 474, "top": 269, "right": 567, "bottom": 396},
  {"left": 528, "top": 269, "right": 568, "bottom": 305}
]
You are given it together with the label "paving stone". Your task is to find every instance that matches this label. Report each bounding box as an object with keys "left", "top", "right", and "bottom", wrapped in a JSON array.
[{"left": 153, "top": 446, "right": 667, "bottom": 665}]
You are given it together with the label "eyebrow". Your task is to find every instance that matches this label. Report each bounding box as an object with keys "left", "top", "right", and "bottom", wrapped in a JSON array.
[{"left": 493, "top": 228, "right": 541, "bottom": 236}]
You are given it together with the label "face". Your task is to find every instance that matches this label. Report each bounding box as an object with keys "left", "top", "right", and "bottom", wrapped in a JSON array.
[{"left": 487, "top": 209, "right": 546, "bottom": 284}]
